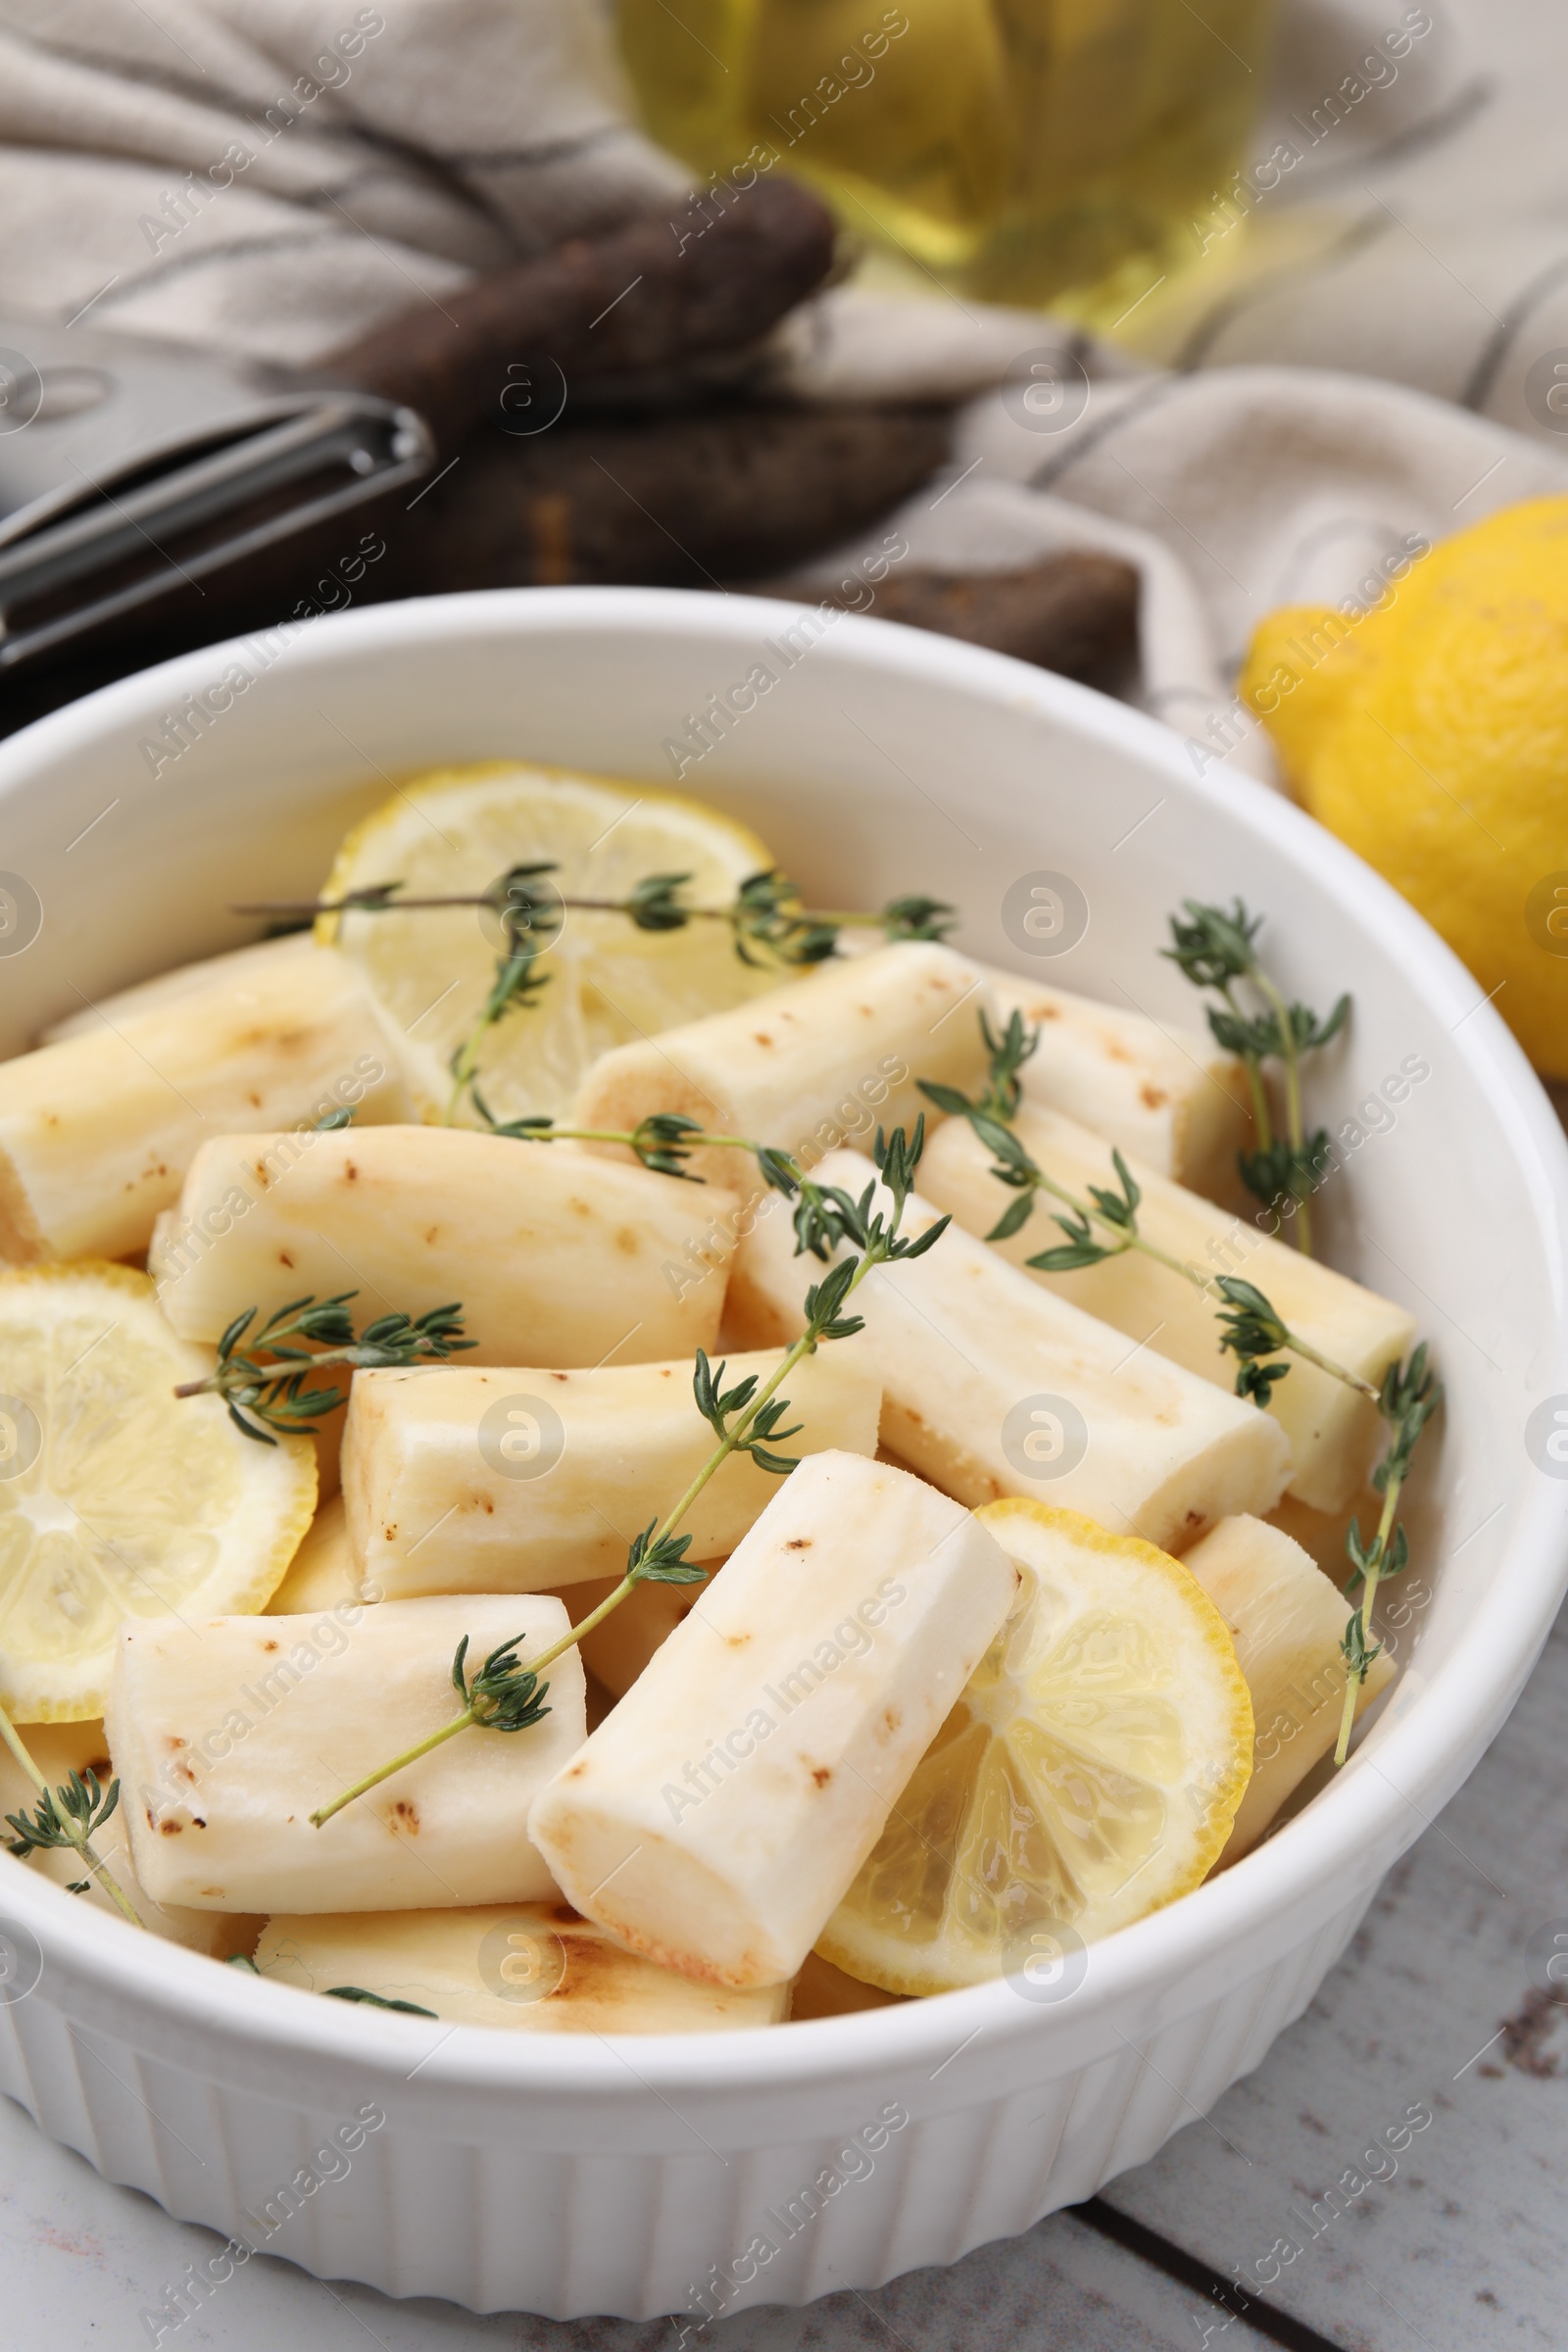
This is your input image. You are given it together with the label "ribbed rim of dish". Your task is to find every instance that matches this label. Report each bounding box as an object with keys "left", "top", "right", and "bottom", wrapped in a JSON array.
[{"left": 3, "top": 585, "right": 1564, "bottom": 2103}]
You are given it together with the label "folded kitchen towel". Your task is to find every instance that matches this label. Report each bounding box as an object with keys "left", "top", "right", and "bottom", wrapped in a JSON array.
[
  {"left": 768, "top": 356, "right": 1568, "bottom": 784},
  {"left": 0, "top": 0, "right": 686, "bottom": 365},
  {"left": 5, "top": 0, "right": 1568, "bottom": 783}
]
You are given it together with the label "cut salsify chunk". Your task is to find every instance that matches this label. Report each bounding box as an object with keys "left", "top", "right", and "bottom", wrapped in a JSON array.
[
  {"left": 529, "top": 1451, "right": 1018, "bottom": 1989},
  {"left": 0, "top": 1265, "right": 315, "bottom": 1719},
  {"left": 919, "top": 1104, "right": 1414, "bottom": 1514},
  {"left": 256, "top": 1904, "right": 787, "bottom": 2033},
  {"left": 318, "top": 763, "right": 784, "bottom": 1123},
  {"left": 816, "top": 1499, "right": 1253, "bottom": 1995}
]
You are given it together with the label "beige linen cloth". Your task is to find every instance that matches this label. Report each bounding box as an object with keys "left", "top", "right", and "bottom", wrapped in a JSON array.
[{"left": 3, "top": 0, "right": 1567, "bottom": 782}]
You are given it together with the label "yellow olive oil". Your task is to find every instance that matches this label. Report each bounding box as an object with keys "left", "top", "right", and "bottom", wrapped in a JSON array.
[{"left": 617, "top": 0, "right": 1273, "bottom": 320}]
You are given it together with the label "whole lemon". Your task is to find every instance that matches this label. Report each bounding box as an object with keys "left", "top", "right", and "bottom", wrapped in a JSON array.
[{"left": 1239, "top": 497, "right": 1568, "bottom": 1076}]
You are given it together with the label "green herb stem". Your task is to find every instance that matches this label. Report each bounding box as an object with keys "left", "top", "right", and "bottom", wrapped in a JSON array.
[
  {"left": 232, "top": 887, "right": 952, "bottom": 948},
  {"left": 445, "top": 1044, "right": 481, "bottom": 1126},
  {"left": 977, "top": 1135, "right": 1376, "bottom": 1404},
  {"left": 500, "top": 1123, "right": 765, "bottom": 1163},
  {"left": 0, "top": 1704, "right": 143, "bottom": 1928},
  {"left": 172, "top": 1338, "right": 399, "bottom": 1401},
  {"left": 1333, "top": 1475, "right": 1402, "bottom": 1767},
  {"left": 1273, "top": 1328, "right": 1377, "bottom": 1399},
  {"left": 1074, "top": 1174, "right": 1366, "bottom": 1394},
  {"left": 1012, "top": 1151, "right": 1422, "bottom": 1769},
  {"left": 524, "top": 1303, "right": 866, "bottom": 1684},
  {"left": 1237, "top": 1030, "right": 1275, "bottom": 1154},
  {"left": 1250, "top": 962, "right": 1311, "bottom": 1254},
  {"left": 441, "top": 944, "right": 550, "bottom": 1126},
  {"left": 309, "top": 1709, "right": 478, "bottom": 1828},
  {"left": 312, "top": 1625, "right": 553, "bottom": 1827},
  {"left": 1163, "top": 900, "right": 1348, "bottom": 1251},
  {"left": 250, "top": 869, "right": 955, "bottom": 1126}
]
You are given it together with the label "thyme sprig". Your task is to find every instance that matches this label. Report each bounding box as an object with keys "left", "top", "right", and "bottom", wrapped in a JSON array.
[
  {"left": 1164, "top": 900, "right": 1348, "bottom": 1254},
  {"left": 172, "top": 1293, "right": 473, "bottom": 1444},
  {"left": 0, "top": 1708, "right": 142, "bottom": 1926},
  {"left": 239, "top": 865, "right": 955, "bottom": 1126},
  {"left": 311, "top": 1122, "right": 946, "bottom": 1826},
  {"left": 467, "top": 1092, "right": 763, "bottom": 1178},
  {"left": 924, "top": 1011, "right": 1439, "bottom": 1765},
  {"left": 235, "top": 866, "right": 956, "bottom": 969},
  {"left": 462, "top": 1094, "right": 851, "bottom": 1263},
  {"left": 1332, "top": 1346, "right": 1439, "bottom": 1764},
  {"left": 925, "top": 1068, "right": 1318, "bottom": 1405},
  {"left": 310, "top": 1632, "right": 552, "bottom": 1828}
]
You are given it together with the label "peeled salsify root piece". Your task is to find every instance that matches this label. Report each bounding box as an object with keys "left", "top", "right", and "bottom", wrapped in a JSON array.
[
  {"left": 41, "top": 932, "right": 319, "bottom": 1044},
  {"left": 267, "top": 1496, "right": 368, "bottom": 1615},
  {"left": 728, "top": 1148, "right": 1291, "bottom": 1556},
  {"left": 1182, "top": 1513, "right": 1395, "bottom": 1859},
  {"left": 980, "top": 965, "right": 1250, "bottom": 1202},
  {"left": 107, "top": 1595, "right": 584, "bottom": 1914},
  {"left": 571, "top": 1572, "right": 707, "bottom": 1700},
  {"left": 529, "top": 1449, "right": 1018, "bottom": 1991},
  {"left": 571, "top": 941, "right": 992, "bottom": 1191},
  {"left": 256, "top": 1901, "right": 788, "bottom": 2031},
  {"left": 262, "top": 1508, "right": 713, "bottom": 1686},
  {"left": 920, "top": 1104, "right": 1414, "bottom": 1513},
  {"left": 0, "top": 1720, "right": 261, "bottom": 1957},
  {"left": 149, "top": 1125, "right": 738, "bottom": 1365},
  {"left": 0, "top": 935, "right": 408, "bottom": 1264},
  {"left": 341, "top": 1342, "right": 880, "bottom": 1596}
]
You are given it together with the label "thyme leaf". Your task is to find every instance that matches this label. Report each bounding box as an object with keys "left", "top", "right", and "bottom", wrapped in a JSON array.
[
  {"left": 626, "top": 1524, "right": 706, "bottom": 1588},
  {"left": 0, "top": 1708, "right": 142, "bottom": 1926},
  {"left": 693, "top": 1350, "right": 805, "bottom": 1477},
  {"left": 451, "top": 1632, "right": 552, "bottom": 1734},
  {"left": 1333, "top": 1345, "right": 1441, "bottom": 1761},
  {"left": 1163, "top": 899, "right": 1350, "bottom": 1255},
  {"left": 5, "top": 1767, "right": 120, "bottom": 1860},
  {"left": 324, "top": 1985, "right": 438, "bottom": 2017}
]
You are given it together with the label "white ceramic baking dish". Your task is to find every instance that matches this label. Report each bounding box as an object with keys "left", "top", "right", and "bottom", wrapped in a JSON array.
[{"left": 0, "top": 587, "right": 1563, "bottom": 2323}]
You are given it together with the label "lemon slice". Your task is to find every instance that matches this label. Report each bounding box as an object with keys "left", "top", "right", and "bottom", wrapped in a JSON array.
[
  {"left": 318, "top": 763, "right": 783, "bottom": 1123},
  {"left": 0, "top": 1265, "right": 316, "bottom": 1720},
  {"left": 816, "top": 1500, "right": 1253, "bottom": 1995}
]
